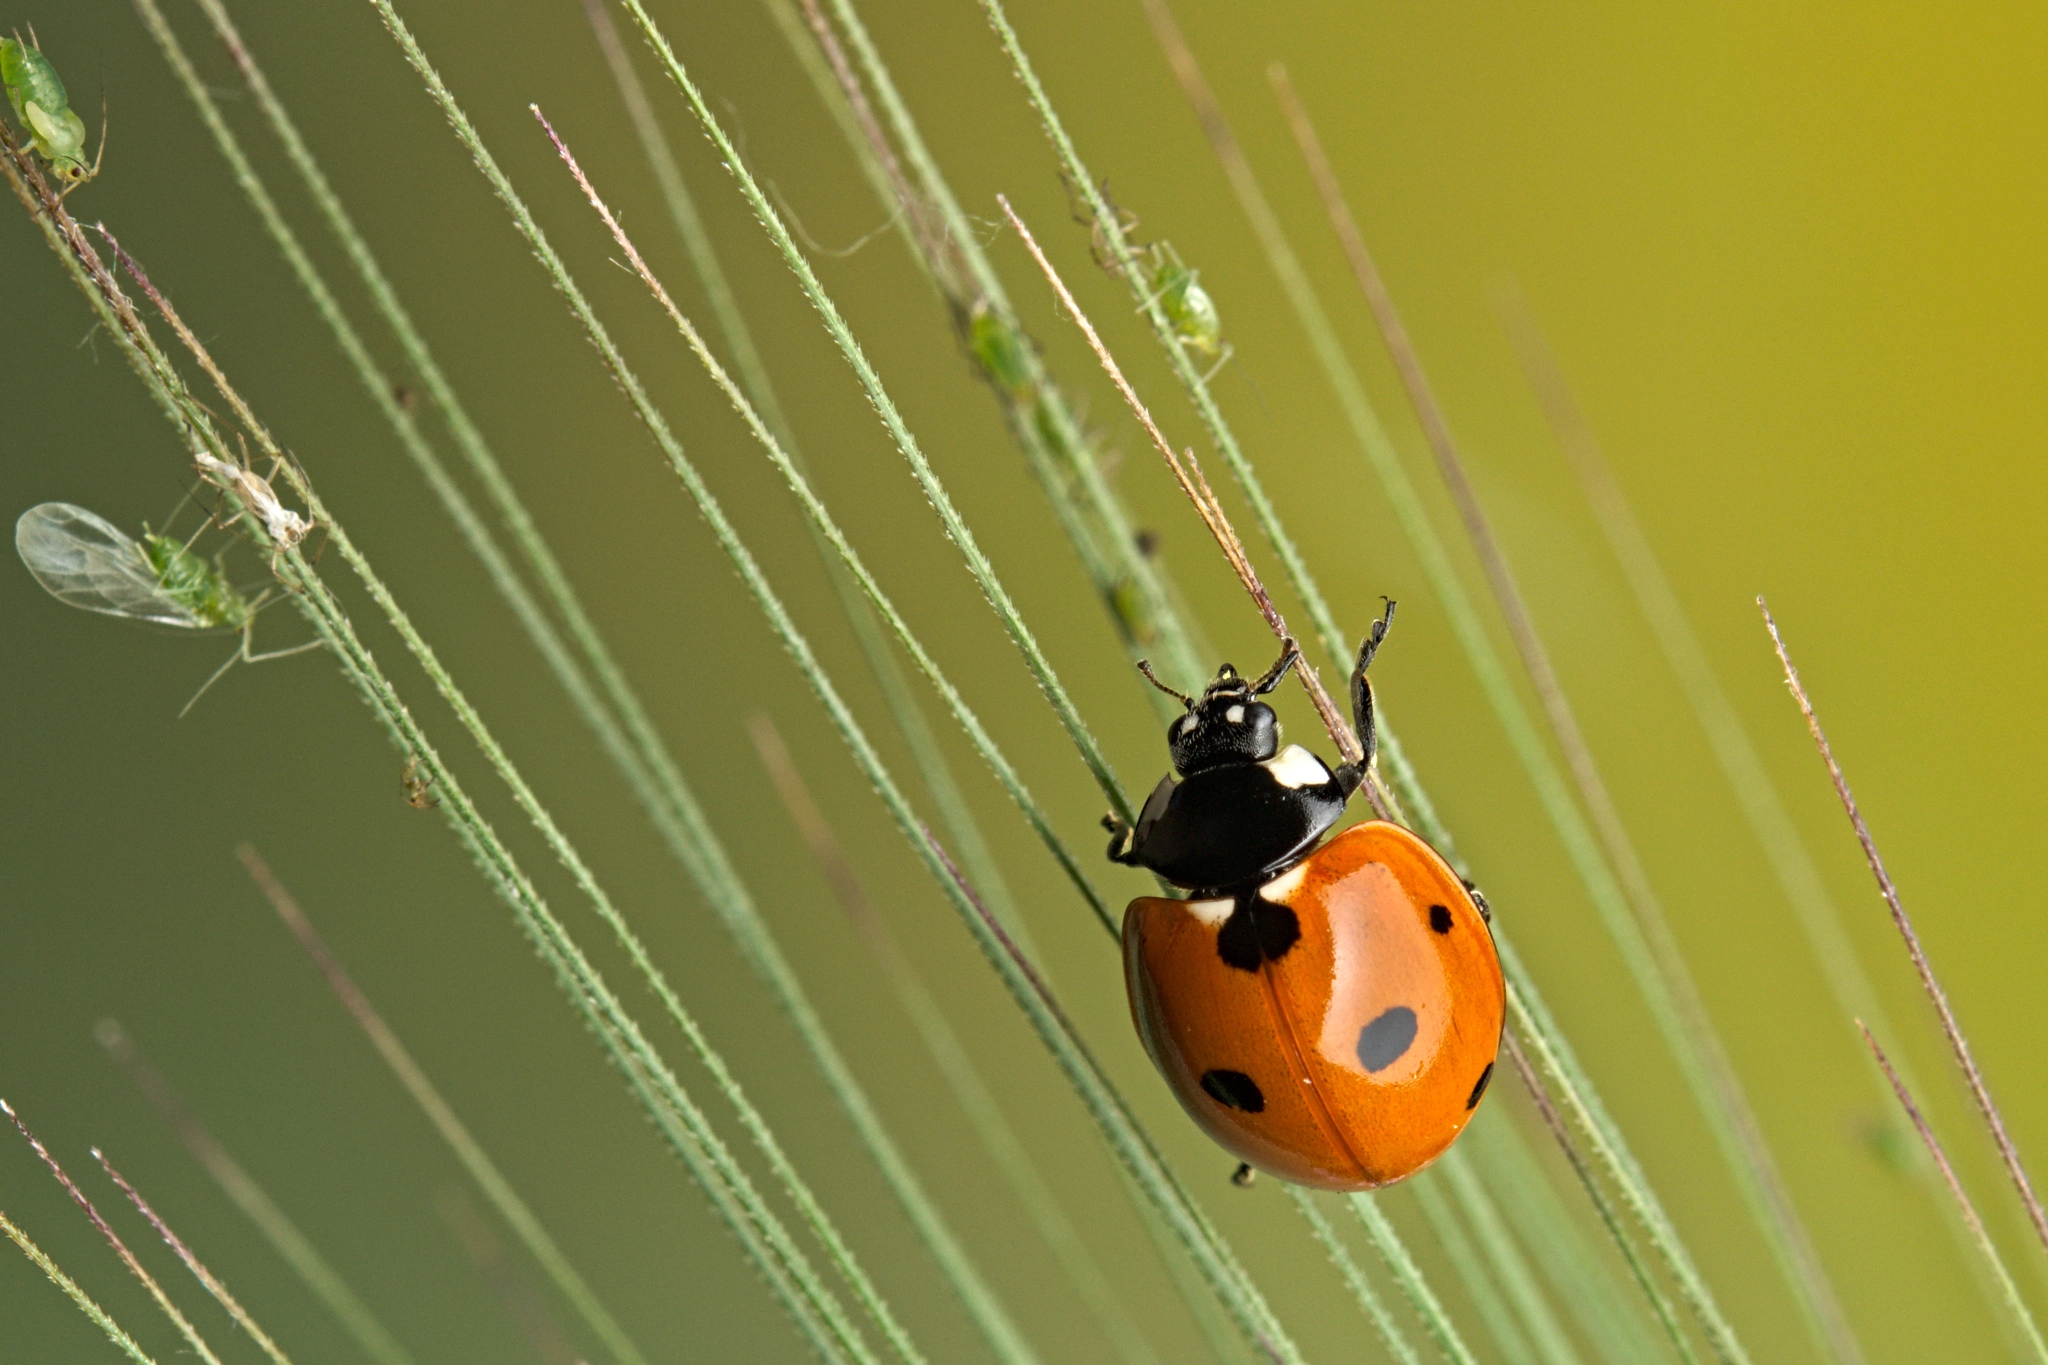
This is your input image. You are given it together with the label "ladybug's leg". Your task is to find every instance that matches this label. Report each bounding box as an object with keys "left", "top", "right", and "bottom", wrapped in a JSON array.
[
  {"left": 1344, "top": 599, "right": 1397, "bottom": 782},
  {"left": 1462, "top": 877, "right": 1492, "bottom": 923},
  {"left": 1247, "top": 638, "right": 1302, "bottom": 695},
  {"left": 1102, "top": 811, "right": 1141, "bottom": 866}
]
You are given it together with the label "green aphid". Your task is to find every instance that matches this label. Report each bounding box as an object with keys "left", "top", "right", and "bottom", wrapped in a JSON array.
[
  {"left": 968, "top": 301, "right": 1036, "bottom": 401},
  {"left": 1143, "top": 244, "right": 1223, "bottom": 361},
  {"left": 15, "top": 502, "right": 319, "bottom": 712},
  {"left": 2, "top": 32, "right": 97, "bottom": 191}
]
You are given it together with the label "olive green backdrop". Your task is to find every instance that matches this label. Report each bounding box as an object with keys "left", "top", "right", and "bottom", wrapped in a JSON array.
[{"left": 3, "top": 0, "right": 2043, "bottom": 1361}]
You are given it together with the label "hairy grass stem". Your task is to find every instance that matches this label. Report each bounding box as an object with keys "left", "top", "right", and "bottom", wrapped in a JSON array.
[
  {"left": 3, "top": 1100, "right": 227, "bottom": 1365},
  {"left": 4, "top": 132, "right": 892, "bottom": 1365},
  {"left": 1, "top": 1207, "right": 162, "bottom": 1365},
  {"left": 1764, "top": 603, "right": 2048, "bottom": 1253},
  {"left": 1856, "top": 1025, "right": 2047, "bottom": 1359},
  {"left": 1283, "top": 1188, "right": 1421, "bottom": 1365}
]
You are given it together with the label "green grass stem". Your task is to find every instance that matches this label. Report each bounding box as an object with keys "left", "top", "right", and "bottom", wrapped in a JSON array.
[
  {"left": 1411, "top": 1172, "right": 1537, "bottom": 1365},
  {"left": 748, "top": 714, "right": 1164, "bottom": 1365},
  {"left": 612, "top": 0, "right": 1136, "bottom": 832},
  {"left": 1465, "top": 1113, "right": 1678, "bottom": 1365},
  {"left": 0, "top": 1208, "right": 162, "bottom": 1365},
  {"left": 577, "top": 0, "right": 1040, "bottom": 960},
  {"left": 1284, "top": 1188, "right": 1421, "bottom": 1365},
  {"left": 1435, "top": 1147, "right": 1583, "bottom": 1365},
  {"left": 1348, "top": 1193, "right": 1480, "bottom": 1365},
  {"left": 94, "top": 1021, "right": 424, "bottom": 1365}
]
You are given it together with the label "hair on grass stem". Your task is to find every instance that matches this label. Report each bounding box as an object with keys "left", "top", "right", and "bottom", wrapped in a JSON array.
[
  {"left": 1, "top": 1100, "right": 227, "bottom": 1365},
  {"left": 1763, "top": 599, "right": 2048, "bottom": 1253},
  {"left": 93, "top": 1150, "right": 298, "bottom": 1365},
  {"left": 1855, "top": 1023, "right": 2048, "bottom": 1359},
  {"left": 992, "top": 193, "right": 1367, "bottom": 781},
  {"left": 0, "top": 1208, "right": 162, "bottom": 1365},
  {"left": 93, "top": 1021, "right": 423, "bottom": 1365},
  {"left": 233, "top": 843, "right": 653, "bottom": 1365}
]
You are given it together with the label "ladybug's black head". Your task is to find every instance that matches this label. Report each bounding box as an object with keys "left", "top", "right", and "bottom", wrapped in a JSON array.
[{"left": 1142, "top": 646, "right": 1301, "bottom": 776}]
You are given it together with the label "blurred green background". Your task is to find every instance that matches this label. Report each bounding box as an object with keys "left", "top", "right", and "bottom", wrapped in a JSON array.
[{"left": 4, "top": 0, "right": 2045, "bottom": 1360}]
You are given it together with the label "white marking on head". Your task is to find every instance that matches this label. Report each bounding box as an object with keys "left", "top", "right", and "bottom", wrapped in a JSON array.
[
  {"left": 1177, "top": 715, "right": 1198, "bottom": 735},
  {"left": 1184, "top": 896, "right": 1233, "bottom": 927},
  {"left": 1225, "top": 704, "right": 1245, "bottom": 724},
  {"left": 1261, "top": 862, "right": 1310, "bottom": 903},
  {"left": 1264, "top": 745, "right": 1331, "bottom": 790}
]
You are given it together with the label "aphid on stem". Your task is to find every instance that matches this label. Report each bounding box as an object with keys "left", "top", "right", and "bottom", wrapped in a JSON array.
[
  {"left": 1, "top": 30, "right": 103, "bottom": 195},
  {"left": 14, "top": 501, "right": 322, "bottom": 714},
  {"left": 401, "top": 755, "right": 438, "bottom": 809}
]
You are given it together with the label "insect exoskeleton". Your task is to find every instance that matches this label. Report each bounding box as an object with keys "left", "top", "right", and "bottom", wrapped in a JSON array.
[{"left": 193, "top": 450, "right": 313, "bottom": 556}]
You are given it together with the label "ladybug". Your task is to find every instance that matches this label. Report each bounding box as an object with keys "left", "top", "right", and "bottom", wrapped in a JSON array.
[{"left": 1105, "top": 603, "right": 1504, "bottom": 1190}]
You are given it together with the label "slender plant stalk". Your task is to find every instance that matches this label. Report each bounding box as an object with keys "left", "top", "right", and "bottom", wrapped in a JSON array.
[
  {"left": 577, "top": 0, "right": 1039, "bottom": 961},
  {"left": 94, "top": 1152, "right": 297, "bottom": 1365},
  {"left": 1764, "top": 602, "right": 2048, "bottom": 1254},
  {"left": 1349, "top": 1193, "right": 1481, "bottom": 1365},
  {"left": 3, "top": 1102, "right": 227, "bottom": 1365},
  {"left": 1411, "top": 1173, "right": 1538, "bottom": 1365},
  {"left": 747, "top": 713, "right": 1164, "bottom": 1365},
  {"left": 1266, "top": 64, "right": 1861, "bottom": 1365},
  {"left": 94, "top": 1022, "right": 423, "bottom": 1365},
  {"left": 349, "top": 6, "right": 1304, "bottom": 1355},
  {"left": 1435, "top": 1148, "right": 1583, "bottom": 1365},
  {"left": 1283, "top": 1188, "right": 1421, "bottom": 1365},
  {"left": 235, "top": 844, "right": 650, "bottom": 1365},
  {"left": 1, "top": 1209, "right": 162, "bottom": 1365},
  {"left": 4, "top": 138, "right": 884, "bottom": 1365},
  {"left": 437, "top": 1189, "right": 585, "bottom": 1365},
  {"left": 1465, "top": 1113, "right": 1678, "bottom": 1365},
  {"left": 1855, "top": 1024, "right": 2048, "bottom": 1361},
  {"left": 1071, "top": 5, "right": 1755, "bottom": 1358},
  {"left": 535, "top": 106, "right": 1113, "bottom": 940}
]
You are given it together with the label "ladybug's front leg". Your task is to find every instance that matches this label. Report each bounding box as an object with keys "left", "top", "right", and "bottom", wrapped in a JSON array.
[
  {"left": 1102, "top": 811, "right": 1141, "bottom": 866},
  {"left": 1335, "top": 599, "right": 1396, "bottom": 794}
]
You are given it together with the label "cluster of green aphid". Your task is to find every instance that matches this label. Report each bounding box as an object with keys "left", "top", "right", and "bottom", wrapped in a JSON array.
[{"left": 2, "top": 31, "right": 97, "bottom": 191}]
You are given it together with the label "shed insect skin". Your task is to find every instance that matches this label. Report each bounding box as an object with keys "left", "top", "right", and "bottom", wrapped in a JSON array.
[
  {"left": 192, "top": 449, "right": 313, "bottom": 569},
  {"left": 401, "top": 755, "right": 439, "bottom": 809}
]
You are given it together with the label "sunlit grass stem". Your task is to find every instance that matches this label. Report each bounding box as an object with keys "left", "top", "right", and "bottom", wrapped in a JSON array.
[
  {"left": 0, "top": 1208, "right": 162, "bottom": 1365},
  {"left": 3, "top": 1100, "right": 228, "bottom": 1365}
]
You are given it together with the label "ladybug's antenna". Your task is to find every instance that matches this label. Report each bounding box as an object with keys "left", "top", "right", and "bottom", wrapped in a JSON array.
[
  {"left": 1248, "top": 640, "right": 1302, "bottom": 696},
  {"left": 1135, "top": 660, "right": 1194, "bottom": 707}
]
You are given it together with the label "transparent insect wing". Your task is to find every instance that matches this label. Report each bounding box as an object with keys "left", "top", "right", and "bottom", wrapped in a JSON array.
[{"left": 15, "top": 503, "right": 203, "bottom": 627}]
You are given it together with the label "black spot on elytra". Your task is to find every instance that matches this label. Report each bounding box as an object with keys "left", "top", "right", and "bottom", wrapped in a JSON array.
[
  {"left": 1200, "top": 1069, "right": 1265, "bottom": 1113},
  {"left": 1215, "top": 893, "right": 1300, "bottom": 972},
  {"left": 1356, "top": 1007, "right": 1418, "bottom": 1073},
  {"left": 1466, "top": 1061, "right": 1495, "bottom": 1111},
  {"left": 1428, "top": 904, "right": 1453, "bottom": 934}
]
